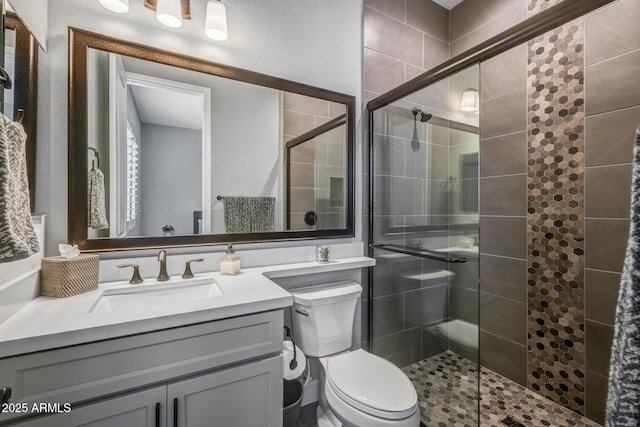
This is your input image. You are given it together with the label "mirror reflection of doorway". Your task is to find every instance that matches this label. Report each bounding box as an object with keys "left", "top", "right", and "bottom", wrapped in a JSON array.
[{"left": 102, "top": 53, "right": 212, "bottom": 238}]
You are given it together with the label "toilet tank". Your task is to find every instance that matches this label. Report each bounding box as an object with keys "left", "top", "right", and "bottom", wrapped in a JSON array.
[{"left": 290, "top": 281, "right": 362, "bottom": 357}]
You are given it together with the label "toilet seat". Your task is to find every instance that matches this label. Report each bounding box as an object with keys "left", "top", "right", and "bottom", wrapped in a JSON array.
[{"left": 325, "top": 350, "right": 418, "bottom": 420}]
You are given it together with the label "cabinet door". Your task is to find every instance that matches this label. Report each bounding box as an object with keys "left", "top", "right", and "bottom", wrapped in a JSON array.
[
  {"left": 168, "top": 356, "right": 282, "bottom": 427},
  {"left": 10, "top": 386, "right": 166, "bottom": 427}
]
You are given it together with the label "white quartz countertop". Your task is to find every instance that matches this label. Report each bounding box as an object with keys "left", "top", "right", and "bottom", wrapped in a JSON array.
[{"left": 0, "top": 256, "right": 374, "bottom": 358}]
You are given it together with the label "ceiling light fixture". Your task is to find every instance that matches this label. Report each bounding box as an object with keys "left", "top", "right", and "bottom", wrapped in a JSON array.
[
  {"left": 460, "top": 88, "right": 479, "bottom": 113},
  {"left": 205, "top": 0, "right": 228, "bottom": 41},
  {"left": 99, "top": 0, "right": 130, "bottom": 14}
]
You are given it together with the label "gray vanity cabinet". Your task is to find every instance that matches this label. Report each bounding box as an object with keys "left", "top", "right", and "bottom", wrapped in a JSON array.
[
  {"left": 12, "top": 356, "right": 282, "bottom": 427},
  {"left": 0, "top": 310, "right": 284, "bottom": 427}
]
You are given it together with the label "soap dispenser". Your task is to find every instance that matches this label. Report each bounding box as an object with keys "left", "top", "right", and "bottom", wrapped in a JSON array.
[{"left": 220, "top": 244, "right": 241, "bottom": 276}]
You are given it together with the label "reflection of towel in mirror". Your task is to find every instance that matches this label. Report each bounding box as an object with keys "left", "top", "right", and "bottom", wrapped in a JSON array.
[
  {"left": 0, "top": 113, "right": 39, "bottom": 262},
  {"left": 220, "top": 196, "right": 275, "bottom": 233},
  {"left": 88, "top": 168, "right": 109, "bottom": 230}
]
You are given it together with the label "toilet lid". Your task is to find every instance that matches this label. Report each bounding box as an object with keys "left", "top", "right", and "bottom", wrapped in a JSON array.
[{"left": 326, "top": 350, "right": 417, "bottom": 419}]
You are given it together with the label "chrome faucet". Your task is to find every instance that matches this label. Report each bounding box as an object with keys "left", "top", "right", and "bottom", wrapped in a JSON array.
[{"left": 157, "top": 250, "right": 170, "bottom": 281}]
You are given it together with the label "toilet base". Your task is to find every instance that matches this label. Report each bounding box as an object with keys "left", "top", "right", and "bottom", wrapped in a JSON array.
[{"left": 317, "top": 405, "right": 342, "bottom": 427}]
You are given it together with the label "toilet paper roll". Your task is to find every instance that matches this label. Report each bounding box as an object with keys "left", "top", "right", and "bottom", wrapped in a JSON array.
[{"left": 283, "top": 340, "right": 306, "bottom": 380}]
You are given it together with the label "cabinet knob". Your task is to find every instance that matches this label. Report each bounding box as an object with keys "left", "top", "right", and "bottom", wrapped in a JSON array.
[{"left": 0, "top": 387, "right": 11, "bottom": 405}]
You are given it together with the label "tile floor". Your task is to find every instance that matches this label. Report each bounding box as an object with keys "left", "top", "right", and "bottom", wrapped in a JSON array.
[{"left": 403, "top": 351, "right": 602, "bottom": 427}]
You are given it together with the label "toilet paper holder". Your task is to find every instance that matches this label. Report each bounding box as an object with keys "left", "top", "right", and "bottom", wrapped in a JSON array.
[{"left": 284, "top": 326, "right": 298, "bottom": 370}]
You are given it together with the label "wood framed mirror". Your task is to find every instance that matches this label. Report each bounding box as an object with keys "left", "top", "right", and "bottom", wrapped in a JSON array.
[{"left": 68, "top": 28, "right": 355, "bottom": 251}]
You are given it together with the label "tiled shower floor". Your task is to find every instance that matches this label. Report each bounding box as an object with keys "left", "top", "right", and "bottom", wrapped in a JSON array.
[{"left": 403, "top": 351, "right": 602, "bottom": 427}]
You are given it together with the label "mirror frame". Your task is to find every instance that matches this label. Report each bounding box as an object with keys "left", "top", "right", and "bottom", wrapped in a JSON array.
[
  {"left": 68, "top": 27, "right": 355, "bottom": 252},
  {"left": 6, "top": 12, "right": 39, "bottom": 210}
]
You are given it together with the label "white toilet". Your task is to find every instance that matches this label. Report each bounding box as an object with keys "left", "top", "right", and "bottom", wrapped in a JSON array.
[{"left": 290, "top": 281, "right": 420, "bottom": 427}]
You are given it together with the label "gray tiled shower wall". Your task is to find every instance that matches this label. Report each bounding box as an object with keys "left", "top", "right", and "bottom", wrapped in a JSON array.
[
  {"left": 476, "top": 0, "right": 640, "bottom": 423},
  {"left": 284, "top": 93, "right": 346, "bottom": 230},
  {"left": 363, "top": 0, "right": 498, "bottom": 368},
  {"left": 364, "top": 0, "right": 640, "bottom": 424}
]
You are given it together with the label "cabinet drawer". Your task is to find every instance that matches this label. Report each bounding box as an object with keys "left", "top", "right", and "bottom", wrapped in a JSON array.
[{"left": 0, "top": 310, "right": 282, "bottom": 423}]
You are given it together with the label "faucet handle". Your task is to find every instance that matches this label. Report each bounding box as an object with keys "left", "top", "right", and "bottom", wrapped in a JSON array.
[
  {"left": 182, "top": 258, "right": 204, "bottom": 279},
  {"left": 117, "top": 264, "right": 144, "bottom": 284}
]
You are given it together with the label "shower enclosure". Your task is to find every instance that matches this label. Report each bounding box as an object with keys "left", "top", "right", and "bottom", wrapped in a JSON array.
[{"left": 368, "top": 64, "right": 480, "bottom": 426}]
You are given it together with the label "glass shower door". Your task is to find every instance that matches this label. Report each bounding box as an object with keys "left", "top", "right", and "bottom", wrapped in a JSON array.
[{"left": 368, "top": 64, "right": 480, "bottom": 427}]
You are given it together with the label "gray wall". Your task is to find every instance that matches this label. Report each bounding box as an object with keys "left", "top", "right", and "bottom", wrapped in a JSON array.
[
  {"left": 362, "top": 0, "right": 450, "bottom": 354},
  {"left": 363, "top": 0, "right": 449, "bottom": 106},
  {"left": 364, "top": 0, "right": 482, "bottom": 368},
  {"left": 140, "top": 124, "right": 202, "bottom": 236},
  {"left": 209, "top": 81, "right": 280, "bottom": 234},
  {"left": 478, "top": 40, "right": 528, "bottom": 387},
  {"left": 583, "top": 0, "right": 640, "bottom": 421},
  {"left": 449, "top": 0, "right": 527, "bottom": 57}
]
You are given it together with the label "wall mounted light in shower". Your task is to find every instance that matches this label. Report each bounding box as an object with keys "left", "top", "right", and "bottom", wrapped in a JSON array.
[
  {"left": 460, "top": 88, "right": 479, "bottom": 113},
  {"left": 205, "top": 0, "right": 228, "bottom": 41}
]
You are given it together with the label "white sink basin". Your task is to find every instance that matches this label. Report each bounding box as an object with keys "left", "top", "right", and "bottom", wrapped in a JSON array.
[{"left": 89, "top": 277, "right": 223, "bottom": 314}]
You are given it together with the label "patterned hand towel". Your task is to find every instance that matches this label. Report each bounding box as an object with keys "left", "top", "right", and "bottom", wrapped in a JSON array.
[
  {"left": 0, "top": 113, "right": 39, "bottom": 262},
  {"left": 88, "top": 167, "right": 109, "bottom": 230},
  {"left": 606, "top": 128, "right": 640, "bottom": 426},
  {"left": 219, "top": 196, "right": 275, "bottom": 233}
]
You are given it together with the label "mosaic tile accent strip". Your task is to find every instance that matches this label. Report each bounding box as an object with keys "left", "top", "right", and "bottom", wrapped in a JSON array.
[
  {"left": 526, "top": 18, "right": 586, "bottom": 413},
  {"left": 527, "top": 0, "right": 566, "bottom": 17},
  {"left": 403, "top": 352, "right": 602, "bottom": 427}
]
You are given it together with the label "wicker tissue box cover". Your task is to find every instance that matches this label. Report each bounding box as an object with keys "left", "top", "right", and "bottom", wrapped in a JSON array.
[{"left": 40, "top": 254, "right": 100, "bottom": 298}]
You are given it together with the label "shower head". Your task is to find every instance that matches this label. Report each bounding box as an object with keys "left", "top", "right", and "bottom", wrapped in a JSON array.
[
  {"left": 420, "top": 112, "right": 432, "bottom": 122},
  {"left": 411, "top": 107, "right": 432, "bottom": 123}
]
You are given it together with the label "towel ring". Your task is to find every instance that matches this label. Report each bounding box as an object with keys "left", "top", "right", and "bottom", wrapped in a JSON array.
[{"left": 88, "top": 147, "right": 100, "bottom": 169}]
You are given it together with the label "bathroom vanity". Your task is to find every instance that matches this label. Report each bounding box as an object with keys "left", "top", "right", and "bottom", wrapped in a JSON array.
[
  {"left": 0, "top": 311, "right": 283, "bottom": 426},
  {"left": 0, "top": 257, "right": 374, "bottom": 426}
]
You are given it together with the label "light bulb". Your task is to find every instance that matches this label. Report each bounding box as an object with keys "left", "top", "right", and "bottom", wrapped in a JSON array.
[
  {"left": 206, "top": 0, "right": 228, "bottom": 41},
  {"left": 157, "top": 0, "right": 182, "bottom": 28},
  {"left": 99, "top": 0, "right": 129, "bottom": 14}
]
